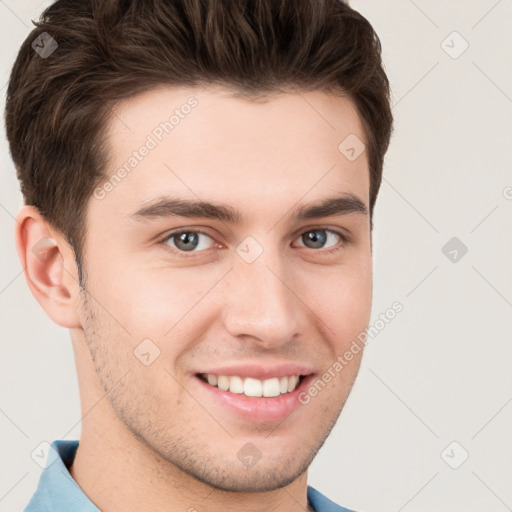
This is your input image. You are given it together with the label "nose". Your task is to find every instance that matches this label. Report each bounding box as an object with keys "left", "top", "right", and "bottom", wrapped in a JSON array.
[{"left": 220, "top": 245, "right": 303, "bottom": 349}]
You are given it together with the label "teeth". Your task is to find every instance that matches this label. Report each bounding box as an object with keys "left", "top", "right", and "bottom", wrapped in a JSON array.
[
  {"left": 201, "top": 373, "right": 303, "bottom": 397},
  {"left": 229, "top": 376, "right": 244, "bottom": 394},
  {"left": 244, "top": 378, "right": 263, "bottom": 397},
  {"left": 217, "top": 375, "right": 229, "bottom": 391},
  {"left": 287, "top": 375, "right": 298, "bottom": 392},
  {"left": 263, "top": 378, "right": 280, "bottom": 397}
]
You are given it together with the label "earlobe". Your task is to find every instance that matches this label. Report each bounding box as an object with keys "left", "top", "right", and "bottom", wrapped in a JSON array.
[{"left": 15, "top": 205, "right": 82, "bottom": 329}]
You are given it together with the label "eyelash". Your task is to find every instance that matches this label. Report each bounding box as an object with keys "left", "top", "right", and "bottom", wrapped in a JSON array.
[{"left": 158, "top": 227, "right": 348, "bottom": 258}]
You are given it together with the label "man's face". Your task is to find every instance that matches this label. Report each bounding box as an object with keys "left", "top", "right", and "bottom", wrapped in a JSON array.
[{"left": 78, "top": 86, "right": 372, "bottom": 491}]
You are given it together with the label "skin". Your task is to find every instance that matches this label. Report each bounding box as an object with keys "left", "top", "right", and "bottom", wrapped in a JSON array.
[{"left": 16, "top": 86, "right": 372, "bottom": 512}]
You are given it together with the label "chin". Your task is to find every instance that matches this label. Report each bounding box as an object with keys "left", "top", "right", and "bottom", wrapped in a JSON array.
[{"left": 187, "top": 457, "right": 311, "bottom": 492}]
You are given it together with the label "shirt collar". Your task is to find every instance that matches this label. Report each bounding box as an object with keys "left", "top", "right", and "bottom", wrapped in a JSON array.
[{"left": 24, "top": 440, "right": 100, "bottom": 512}]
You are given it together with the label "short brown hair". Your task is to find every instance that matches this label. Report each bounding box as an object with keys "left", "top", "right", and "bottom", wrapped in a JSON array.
[{"left": 5, "top": 0, "right": 393, "bottom": 282}]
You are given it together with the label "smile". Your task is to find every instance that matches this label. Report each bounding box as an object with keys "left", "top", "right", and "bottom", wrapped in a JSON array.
[{"left": 198, "top": 373, "right": 305, "bottom": 397}]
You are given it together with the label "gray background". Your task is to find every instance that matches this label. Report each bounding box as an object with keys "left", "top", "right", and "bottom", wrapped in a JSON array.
[{"left": 1, "top": 1, "right": 511, "bottom": 511}]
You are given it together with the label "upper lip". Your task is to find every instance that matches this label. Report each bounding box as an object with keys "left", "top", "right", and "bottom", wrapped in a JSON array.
[{"left": 195, "top": 363, "right": 315, "bottom": 380}]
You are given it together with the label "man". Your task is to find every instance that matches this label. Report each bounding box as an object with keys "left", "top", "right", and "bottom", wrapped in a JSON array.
[{"left": 6, "top": 0, "right": 393, "bottom": 510}]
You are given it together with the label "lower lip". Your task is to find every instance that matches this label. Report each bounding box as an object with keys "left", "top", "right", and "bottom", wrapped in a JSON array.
[{"left": 194, "top": 374, "right": 315, "bottom": 423}]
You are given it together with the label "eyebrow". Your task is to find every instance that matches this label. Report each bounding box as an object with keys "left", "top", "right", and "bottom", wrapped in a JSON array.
[{"left": 130, "top": 193, "right": 368, "bottom": 223}]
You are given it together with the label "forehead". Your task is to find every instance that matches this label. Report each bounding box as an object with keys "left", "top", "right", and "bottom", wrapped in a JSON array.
[{"left": 92, "top": 85, "right": 369, "bottom": 224}]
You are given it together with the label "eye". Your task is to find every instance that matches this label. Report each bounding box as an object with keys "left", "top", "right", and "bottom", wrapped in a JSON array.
[
  {"left": 294, "top": 228, "right": 344, "bottom": 251},
  {"left": 162, "top": 230, "right": 216, "bottom": 253},
  {"left": 159, "top": 227, "right": 346, "bottom": 257}
]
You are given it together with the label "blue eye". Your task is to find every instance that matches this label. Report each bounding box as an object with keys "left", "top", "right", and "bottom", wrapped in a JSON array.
[
  {"left": 163, "top": 230, "right": 215, "bottom": 252},
  {"left": 160, "top": 227, "right": 346, "bottom": 257},
  {"left": 295, "top": 229, "right": 343, "bottom": 250}
]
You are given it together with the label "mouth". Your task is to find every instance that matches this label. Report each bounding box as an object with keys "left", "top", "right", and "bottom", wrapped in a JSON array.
[
  {"left": 197, "top": 373, "right": 307, "bottom": 397},
  {"left": 193, "top": 368, "right": 315, "bottom": 423}
]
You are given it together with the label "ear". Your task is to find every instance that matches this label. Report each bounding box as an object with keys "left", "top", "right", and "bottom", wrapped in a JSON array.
[{"left": 15, "top": 205, "right": 82, "bottom": 329}]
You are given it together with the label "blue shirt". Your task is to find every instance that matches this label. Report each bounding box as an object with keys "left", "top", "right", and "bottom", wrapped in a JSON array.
[{"left": 24, "top": 440, "right": 356, "bottom": 512}]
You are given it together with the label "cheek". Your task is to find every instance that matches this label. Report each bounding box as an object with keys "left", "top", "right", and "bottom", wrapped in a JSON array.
[
  {"left": 98, "top": 263, "right": 228, "bottom": 350},
  {"left": 91, "top": 255, "right": 195, "bottom": 323},
  {"left": 300, "top": 259, "right": 372, "bottom": 349}
]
